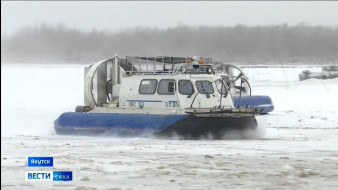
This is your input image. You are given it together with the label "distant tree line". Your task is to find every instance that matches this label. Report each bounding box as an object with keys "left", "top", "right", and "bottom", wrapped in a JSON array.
[{"left": 2, "top": 24, "right": 338, "bottom": 64}]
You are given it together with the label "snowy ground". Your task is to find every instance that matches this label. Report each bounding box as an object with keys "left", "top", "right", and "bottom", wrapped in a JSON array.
[{"left": 1, "top": 63, "right": 338, "bottom": 190}]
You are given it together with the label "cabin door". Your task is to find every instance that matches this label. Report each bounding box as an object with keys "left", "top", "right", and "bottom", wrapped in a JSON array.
[{"left": 194, "top": 80, "right": 220, "bottom": 108}]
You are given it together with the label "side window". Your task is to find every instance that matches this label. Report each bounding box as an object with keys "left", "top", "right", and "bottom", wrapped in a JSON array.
[
  {"left": 196, "top": 81, "right": 214, "bottom": 94},
  {"left": 158, "top": 79, "right": 175, "bottom": 95},
  {"left": 139, "top": 79, "right": 157, "bottom": 94},
  {"left": 178, "top": 80, "right": 194, "bottom": 95}
]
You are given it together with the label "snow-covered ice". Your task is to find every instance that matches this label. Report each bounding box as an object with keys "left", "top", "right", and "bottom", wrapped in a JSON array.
[{"left": 1, "top": 63, "right": 338, "bottom": 190}]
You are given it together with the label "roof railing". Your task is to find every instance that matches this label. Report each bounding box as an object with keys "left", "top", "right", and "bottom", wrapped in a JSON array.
[{"left": 122, "top": 56, "right": 215, "bottom": 75}]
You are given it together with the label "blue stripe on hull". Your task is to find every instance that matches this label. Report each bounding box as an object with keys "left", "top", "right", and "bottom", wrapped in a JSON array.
[
  {"left": 233, "top": 95, "right": 274, "bottom": 114},
  {"left": 55, "top": 112, "right": 187, "bottom": 131}
]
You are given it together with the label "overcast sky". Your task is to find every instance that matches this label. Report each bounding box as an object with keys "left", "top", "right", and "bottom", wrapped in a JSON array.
[{"left": 2, "top": 1, "right": 338, "bottom": 34}]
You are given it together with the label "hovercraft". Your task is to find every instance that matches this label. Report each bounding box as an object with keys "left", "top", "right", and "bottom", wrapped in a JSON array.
[{"left": 54, "top": 56, "right": 262, "bottom": 139}]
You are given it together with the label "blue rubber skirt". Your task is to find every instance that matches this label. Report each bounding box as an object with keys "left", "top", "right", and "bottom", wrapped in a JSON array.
[
  {"left": 54, "top": 112, "right": 187, "bottom": 135},
  {"left": 54, "top": 111, "right": 258, "bottom": 139},
  {"left": 233, "top": 95, "right": 274, "bottom": 114}
]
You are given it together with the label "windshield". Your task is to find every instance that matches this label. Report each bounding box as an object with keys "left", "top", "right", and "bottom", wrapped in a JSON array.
[{"left": 195, "top": 81, "right": 214, "bottom": 94}]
